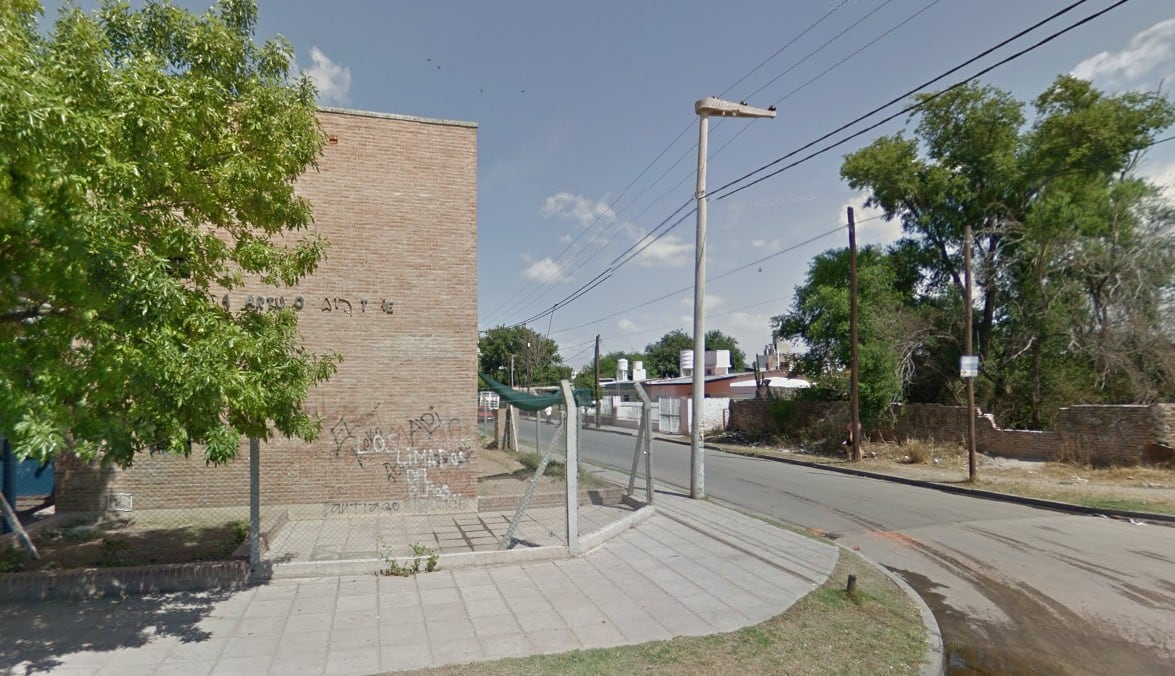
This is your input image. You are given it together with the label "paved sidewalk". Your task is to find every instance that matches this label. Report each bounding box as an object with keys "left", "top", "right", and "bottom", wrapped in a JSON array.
[{"left": 0, "top": 490, "right": 839, "bottom": 675}]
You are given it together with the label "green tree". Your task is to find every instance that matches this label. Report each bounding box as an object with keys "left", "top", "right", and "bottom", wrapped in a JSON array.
[
  {"left": 773, "top": 246, "right": 922, "bottom": 424},
  {"left": 478, "top": 326, "right": 570, "bottom": 387},
  {"left": 841, "top": 75, "right": 1175, "bottom": 426},
  {"left": 0, "top": 0, "right": 336, "bottom": 466},
  {"left": 643, "top": 329, "right": 746, "bottom": 377},
  {"left": 572, "top": 350, "right": 643, "bottom": 389}
]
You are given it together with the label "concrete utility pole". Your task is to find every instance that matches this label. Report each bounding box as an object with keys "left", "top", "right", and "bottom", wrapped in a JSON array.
[
  {"left": 691, "top": 96, "right": 775, "bottom": 499},
  {"left": 848, "top": 207, "right": 862, "bottom": 462},
  {"left": 594, "top": 334, "right": 601, "bottom": 428}
]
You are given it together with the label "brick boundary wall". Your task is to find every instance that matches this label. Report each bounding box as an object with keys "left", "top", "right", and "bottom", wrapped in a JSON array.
[
  {"left": 55, "top": 107, "right": 480, "bottom": 516},
  {"left": 730, "top": 400, "right": 1175, "bottom": 466}
]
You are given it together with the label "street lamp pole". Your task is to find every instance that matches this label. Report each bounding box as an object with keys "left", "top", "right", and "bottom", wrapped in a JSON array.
[{"left": 691, "top": 97, "right": 776, "bottom": 500}]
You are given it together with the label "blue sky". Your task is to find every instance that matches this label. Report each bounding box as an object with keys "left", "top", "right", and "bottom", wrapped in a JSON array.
[{"left": 41, "top": 0, "right": 1175, "bottom": 371}]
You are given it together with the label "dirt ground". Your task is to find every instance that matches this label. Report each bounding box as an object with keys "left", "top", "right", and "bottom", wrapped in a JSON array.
[{"left": 708, "top": 436, "right": 1175, "bottom": 516}]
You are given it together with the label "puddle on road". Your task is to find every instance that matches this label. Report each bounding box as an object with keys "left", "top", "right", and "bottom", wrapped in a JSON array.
[{"left": 889, "top": 567, "right": 1172, "bottom": 675}]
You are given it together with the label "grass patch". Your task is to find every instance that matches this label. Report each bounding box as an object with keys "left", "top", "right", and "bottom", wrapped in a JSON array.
[
  {"left": 392, "top": 550, "right": 928, "bottom": 676},
  {"left": 1075, "top": 497, "right": 1175, "bottom": 514}
]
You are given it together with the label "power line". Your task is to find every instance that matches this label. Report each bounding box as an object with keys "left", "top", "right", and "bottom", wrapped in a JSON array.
[
  {"left": 549, "top": 219, "right": 863, "bottom": 337},
  {"left": 708, "top": 0, "right": 1101, "bottom": 200},
  {"left": 482, "top": 2, "right": 864, "bottom": 329}
]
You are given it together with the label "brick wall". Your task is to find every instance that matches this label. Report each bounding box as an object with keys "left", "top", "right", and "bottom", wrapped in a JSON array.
[
  {"left": 730, "top": 400, "right": 1174, "bottom": 466},
  {"left": 56, "top": 108, "right": 480, "bottom": 515}
]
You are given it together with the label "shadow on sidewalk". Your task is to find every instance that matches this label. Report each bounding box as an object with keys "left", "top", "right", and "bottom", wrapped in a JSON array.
[{"left": 0, "top": 588, "right": 235, "bottom": 672}]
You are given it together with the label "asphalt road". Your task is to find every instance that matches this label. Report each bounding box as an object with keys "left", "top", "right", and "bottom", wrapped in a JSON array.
[{"left": 509, "top": 419, "right": 1175, "bottom": 675}]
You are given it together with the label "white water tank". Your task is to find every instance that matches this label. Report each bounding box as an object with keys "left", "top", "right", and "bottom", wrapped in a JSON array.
[
  {"left": 679, "top": 350, "right": 694, "bottom": 376},
  {"left": 617, "top": 358, "right": 629, "bottom": 381},
  {"left": 632, "top": 361, "right": 646, "bottom": 381}
]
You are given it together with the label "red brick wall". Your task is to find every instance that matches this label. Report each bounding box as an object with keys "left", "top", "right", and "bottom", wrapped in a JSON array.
[
  {"left": 729, "top": 400, "right": 1174, "bottom": 466},
  {"left": 56, "top": 108, "right": 479, "bottom": 515}
]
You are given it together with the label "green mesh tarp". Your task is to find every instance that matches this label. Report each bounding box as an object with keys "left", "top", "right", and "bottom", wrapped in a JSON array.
[{"left": 479, "top": 374, "right": 592, "bottom": 411}]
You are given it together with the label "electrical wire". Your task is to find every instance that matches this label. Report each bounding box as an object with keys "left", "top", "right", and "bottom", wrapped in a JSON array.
[
  {"left": 481, "top": 1, "right": 862, "bottom": 328},
  {"left": 709, "top": 0, "right": 1101, "bottom": 200}
]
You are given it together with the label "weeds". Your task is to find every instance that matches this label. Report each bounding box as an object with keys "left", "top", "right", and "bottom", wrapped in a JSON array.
[
  {"left": 0, "top": 546, "right": 28, "bottom": 573},
  {"left": 378, "top": 540, "right": 439, "bottom": 577}
]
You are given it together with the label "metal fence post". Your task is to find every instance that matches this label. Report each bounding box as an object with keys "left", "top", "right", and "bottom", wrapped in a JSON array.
[{"left": 249, "top": 437, "right": 260, "bottom": 568}]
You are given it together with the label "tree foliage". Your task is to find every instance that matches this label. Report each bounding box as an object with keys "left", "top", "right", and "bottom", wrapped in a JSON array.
[
  {"left": 774, "top": 246, "right": 924, "bottom": 424},
  {"left": 0, "top": 0, "right": 336, "bottom": 466},
  {"left": 643, "top": 329, "right": 746, "bottom": 378},
  {"left": 834, "top": 75, "right": 1175, "bottom": 427},
  {"left": 571, "top": 350, "right": 643, "bottom": 392},
  {"left": 478, "top": 326, "right": 571, "bottom": 387}
]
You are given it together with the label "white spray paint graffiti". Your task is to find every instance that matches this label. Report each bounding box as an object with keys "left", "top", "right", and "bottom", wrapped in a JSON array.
[{"left": 326, "top": 406, "right": 473, "bottom": 511}]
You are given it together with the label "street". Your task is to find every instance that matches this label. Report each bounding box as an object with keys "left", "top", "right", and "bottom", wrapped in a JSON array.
[{"left": 510, "top": 419, "right": 1175, "bottom": 674}]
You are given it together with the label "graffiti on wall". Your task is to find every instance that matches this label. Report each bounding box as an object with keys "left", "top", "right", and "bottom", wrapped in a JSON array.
[
  {"left": 220, "top": 294, "right": 394, "bottom": 316},
  {"left": 325, "top": 406, "right": 473, "bottom": 513}
]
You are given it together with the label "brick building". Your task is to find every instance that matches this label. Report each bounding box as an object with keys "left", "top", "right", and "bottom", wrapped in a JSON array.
[{"left": 57, "top": 107, "right": 480, "bottom": 518}]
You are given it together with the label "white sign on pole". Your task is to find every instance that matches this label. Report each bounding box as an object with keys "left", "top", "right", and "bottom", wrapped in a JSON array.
[{"left": 960, "top": 355, "right": 979, "bottom": 378}]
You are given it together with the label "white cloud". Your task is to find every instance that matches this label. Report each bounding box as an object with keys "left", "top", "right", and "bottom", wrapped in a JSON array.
[
  {"left": 1140, "top": 159, "right": 1175, "bottom": 199},
  {"left": 633, "top": 233, "right": 692, "bottom": 267},
  {"left": 1072, "top": 19, "right": 1175, "bottom": 86},
  {"left": 617, "top": 318, "right": 638, "bottom": 332},
  {"left": 840, "top": 191, "right": 899, "bottom": 246},
  {"left": 751, "top": 238, "right": 782, "bottom": 249},
  {"left": 522, "top": 258, "right": 567, "bottom": 284},
  {"left": 540, "top": 192, "right": 615, "bottom": 228},
  {"left": 303, "top": 47, "right": 351, "bottom": 105}
]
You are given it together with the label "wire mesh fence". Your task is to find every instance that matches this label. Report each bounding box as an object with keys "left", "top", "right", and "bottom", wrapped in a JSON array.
[{"left": 2, "top": 389, "right": 646, "bottom": 578}]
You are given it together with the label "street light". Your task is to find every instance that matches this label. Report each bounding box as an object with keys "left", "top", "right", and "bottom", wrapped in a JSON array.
[{"left": 691, "top": 96, "right": 776, "bottom": 499}]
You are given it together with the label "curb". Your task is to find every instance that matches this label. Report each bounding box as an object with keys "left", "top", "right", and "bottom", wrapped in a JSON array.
[
  {"left": 586, "top": 425, "right": 1175, "bottom": 526},
  {"left": 839, "top": 543, "right": 946, "bottom": 676}
]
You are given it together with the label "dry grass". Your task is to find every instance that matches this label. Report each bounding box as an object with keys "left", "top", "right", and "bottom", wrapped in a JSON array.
[{"left": 714, "top": 438, "right": 1175, "bottom": 515}]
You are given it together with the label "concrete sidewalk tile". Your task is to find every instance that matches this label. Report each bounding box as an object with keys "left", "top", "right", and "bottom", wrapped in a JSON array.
[
  {"left": 556, "top": 603, "right": 608, "bottom": 627},
  {"left": 154, "top": 659, "right": 216, "bottom": 675},
  {"left": 427, "top": 616, "right": 476, "bottom": 641},
  {"left": 268, "top": 653, "right": 327, "bottom": 675},
  {"left": 212, "top": 654, "right": 274, "bottom": 675},
  {"left": 379, "top": 620, "right": 428, "bottom": 646},
  {"left": 422, "top": 600, "right": 474, "bottom": 623},
  {"left": 459, "top": 582, "right": 503, "bottom": 602},
  {"left": 464, "top": 596, "right": 511, "bottom": 619},
  {"left": 610, "top": 616, "right": 671, "bottom": 645},
  {"left": 243, "top": 597, "right": 295, "bottom": 618},
  {"left": 334, "top": 592, "right": 377, "bottom": 612},
  {"left": 294, "top": 580, "right": 340, "bottom": 599},
  {"left": 324, "top": 647, "right": 380, "bottom": 676},
  {"left": 376, "top": 574, "right": 417, "bottom": 594},
  {"left": 516, "top": 607, "right": 567, "bottom": 633},
  {"left": 282, "top": 612, "right": 333, "bottom": 635},
  {"left": 504, "top": 593, "right": 554, "bottom": 614},
  {"left": 415, "top": 570, "right": 457, "bottom": 590},
  {"left": 694, "top": 606, "right": 753, "bottom": 633},
  {"left": 479, "top": 632, "right": 532, "bottom": 660},
  {"left": 234, "top": 614, "right": 287, "bottom": 637},
  {"left": 452, "top": 568, "right": 494, "bottom": 586},
  {"left": 329, "top": 624, "right": 380, "bottom": 650},
  {"left": 378, "top": 589, "right": 422, "bottom": 610},
  {"left": 337, "top": 576, "right": 378, "bottom": 596},
  {"left": 95, "top": 665, "right": 157, "bottom": 676},
  {"left": 570, "top": 619, "right": 625, "bottom": 648},
  {"left": 526, "top": 627, "right": 580, "bottom": 654},
  {"left": 221, "top": 633, "right": 282, "bottom": 659},
  {"left": 276, "top": 629, "right": 331, "bottom": 656},
  {"left": 420, "top": 586, "right": 462, "bottom": 605},
  {"left": 379, "top": 604, "right": 425, "bottom": 627},
  {"left": 430, "top": 636, "right": 485, "bottom": 666},
  {"left": 380, "top": 643, "right": 433, "bottom": 671},
  {"left": 471, "top": 612, "right": 522, "bottom": 638},
  {"left": 164, "top": 637, "right": 229, "bottom": 663}
]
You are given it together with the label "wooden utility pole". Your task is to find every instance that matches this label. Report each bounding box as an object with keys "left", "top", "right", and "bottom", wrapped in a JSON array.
[
  {"left": 594, "top": 334, "right": 601, "bottom": 428},
  {"left": 847, "top": 207, "right": 862, "bottom": 462},
  {"left": 965, "top": 223, "right": 978, "bottom": 481}
]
